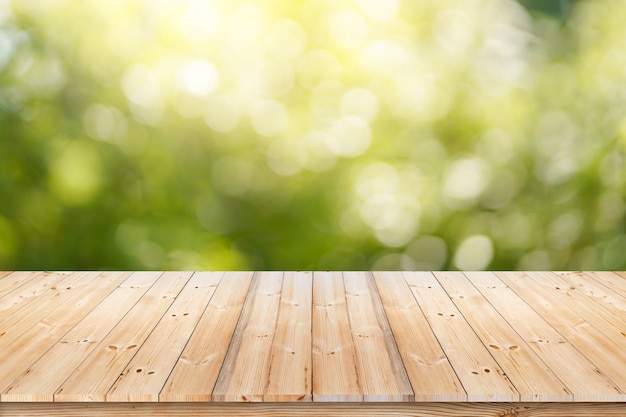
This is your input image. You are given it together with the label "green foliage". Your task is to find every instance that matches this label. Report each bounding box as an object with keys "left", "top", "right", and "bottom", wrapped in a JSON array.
[{"left": 1, "top": 0, "right": 625, "bottom": 271}]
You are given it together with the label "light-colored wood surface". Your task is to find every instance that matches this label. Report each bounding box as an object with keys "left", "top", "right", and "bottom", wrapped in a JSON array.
[
  {"left": 212, "top": 271, "right": 283, "bottom": 402},
  {"left": 434, "top": 271, "right": 571, "bottom": 401},
  {"left": 3, "top": 272, "right": 159, "bottom": 402},
  {"left": 495, "top": 271, "right": 626, "bottom": 394},
  {"left": 312, "top": 271, "right": 361, "bottom": 402},
  {"left": 1, "top": 270, "right": 626, "bottom": 414},
  {"left": 343, "top": 271, "right": 413, "bottom": 401},
  {"left": 404, "top": 272, "right": 518, "bottom": 402},
  {"left": 465, "top": 271, "right": 623, "bottom": 401},
  {"left": 54, "top": 272, "right": 192, "bottom": 401},
  {"left": 2, "top": 402, "right": 626, "bottom": 417},
  {"left": 265, "top": 271, "right": 312, "bottom": 402},
  {"left": 106, "top": 272, "right": 223, "bottom": 402},
  {"left": 159, "top": 271, "right": 254, "bottom": 401},
  {"left": 372, "top": 271, "right": 465, "bottom": 401}
]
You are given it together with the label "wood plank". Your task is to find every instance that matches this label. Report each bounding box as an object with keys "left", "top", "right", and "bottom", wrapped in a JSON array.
[
  {"left": 0, "top": 271, "right": 13, "bottom": 279},
  {"left": 554, "top": 272, "right": 626, "bottom": 320},
  {"left": 0, "top": 271, "right": 44, "bottom": 299},
  {"left": 587, "top": 271, "right": 626, "bottom": 299},
  {"left": 465, "top": 271, "right": 624, "bottom": 401},
  {"left": 54, "top": 271, "right": 192, "bottom": 402},
  {"left": 0, "top": 271, "right": 132, "bottom": 395},
  {"left": 403, "top": 272, "right": 519, "bottom": 401},
  {"left": 2, "top": 272, "right": 162, "bottom": 402},
  {"left": 0, "top": 271, "right": 79, "bottom": 329},
  {"left": 4, "top": 402, "right": 626, "bottom": 417},
  {"left": 433, "top": 271, "right": 571, "bottom": 401},
  {"left": 533, "top": 271, "right": 626, "bottom": 339},
  {"left": 312, "top": 271, "right": 361, "bottom": 402},
  {"left": 265, "top": 271, "right": 313, "bottom": 402},
  {"left": 106, "top": 272, "right": 223, "bottom": 402},
  {"left": 495, "top": 271, "right": 626, "bottom": 394},
  {"left": 212, "top": 271, "right": 284, "bottom": 402},
  {"left": 372, "top": 271, "right": 466, "bottom": 401},
  {"left": 159, "top": 271, "right": 255, "bottom": 402},
  {"left": 343, "top": 272, "right": 413, "bottom": 402}
]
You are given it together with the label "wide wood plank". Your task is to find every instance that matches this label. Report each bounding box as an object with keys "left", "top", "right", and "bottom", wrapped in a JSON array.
[
  {"left": 105, "top": 272, "right": 222, "bottom": 402},
  {"left": 4, "top": 402, "right": 626, "bottom": 416},
  {"left": 159, "top": 271, "right": 255, "bottom": 402},
  {"left": 2, "top": 272, "right": 161, "bottom": 402},
  {"left": 0, "top": 271, "right": 45, "bottom": 299},
  {"left": 465, "top": 271, "right": 624, "bottom": 401},
  {"left": 434, "top": 271, "right": 571, "bottom": 401},
  {"left": 265, "top": 271, "right": 313, "bottom": 402},
  {"left": 54, "top": 272, "right": 192, "bottom": 401},
  {"left": 212, "top": 271, "right": 283, "bottom": 402},
  {"left": 312, "top": 271, "right": 361, "bottom": 402},
  {"left": 495, "top": 271, "right": 626, "bottom": 394},
  {"left": 372, "top": 271, "right": 466, "bottom": 401},
  {"left": 343, "top": 272, "right": 413, "bottom": 402},
  {"left": 0, "top": 271, "right": 131, "bottom": 395},
  {"left": 404, "top": 272, "right": 518, "bottom": 401}
]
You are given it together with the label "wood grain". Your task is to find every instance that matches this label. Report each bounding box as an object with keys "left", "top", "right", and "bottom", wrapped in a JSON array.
[
  {"left": 0, "top": 271, "right": 131, "bottom": 395},
  {"left": 312, "top": 271, "right": 361, "bottom": 402},
  {"left": 404, "top": 272, "right": 519, "bottom": 401},
  {"left": 213, "top": 271, "right": 283, "bottom": 402},
  {"left": 54, "top": 272, "right": 192, "bottom": 401},
  {"left": 466, "top": 271, "right": 624, "bottom": 401},
  {"left": 372, "top": 271, "right": 466, "bottom": 401},
  {"left": 265, "top": 271, "right": 313, "bottom": 402},
  {"left": 434, "top": 271, "right": 571, "bottom": 401},
  {"left": 3, "top": 272, "right": 160, "bottom": 402},
  {"left": 496, "top": 271, "right": 626, "bottom": 395},
  {"left": 159, "top": 271, "right": 255, "bottom": 401},
  {"left": 343, "top": 271, "right": 413, "bottom": 402},
  {"left": 2, "top": 402, "right": 626, "bottom": 416},
  {"left": 0, "top": 271, "right": 44, "bottom": 299},
  {"left": 106, "top": 272, "right": 223, "bottom": 402},
  {"left": 2, "top": 270, "right": 626, "bottom": 408}
]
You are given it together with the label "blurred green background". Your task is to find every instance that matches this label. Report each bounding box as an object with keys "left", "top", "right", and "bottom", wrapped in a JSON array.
[{"left": 1, "top": 0, "right": 626, "bottom": 271}]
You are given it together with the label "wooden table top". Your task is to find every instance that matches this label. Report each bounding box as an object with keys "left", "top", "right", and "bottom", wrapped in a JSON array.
[{"left": 0, "top": 271, "right": 625, "bottom": 404}]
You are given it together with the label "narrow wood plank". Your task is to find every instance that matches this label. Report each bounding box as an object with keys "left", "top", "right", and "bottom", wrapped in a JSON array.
[
  {"left": 212, "top": 271, "right": 283, "bottom": 402},
  {"left": 587, "top": 271, "right": 626, "bottom": 299},
  {"left": 434, "top": 271, "right": 572, "bottom": 401},
  {"left": 372, "top": 271, "right": 466, "bottom": 401},
  {"left": 0, "top": 271, "right": 13, "bottom": 279},
  {"left": 312, "top": 271, "right": 361, "bottom": 402},
  {"left": 495, "top": 271, "right": 626, "bottom": 395},
  {"left": 465, "top": 271, "right": 624, "bottom": 401},
  {"left": 264, "top": 271, "right": 313, "bottom": 402},
  {"left": 343, "top": 272, "right": 413, "bottom": 402},
  {"left": 2, "top": 272, "right": 162, "bottom": 402},
  {"left": 4, "top": 402, "right": 626, "bottom": 417},
  {"left": 106, "top": 272, "right": 223, "bottom": 402},
  {"left": 54, "top": 272, "right": 192, "bottom": 402},
  {"left": 159, "top": 271, "right": 255, "bottom": 402},
  {"left": 0, "top": 271, "right": 44, "bottom": 299},
  {"left": 0, "top": 271, "right": 132, "bottom": 395}
]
